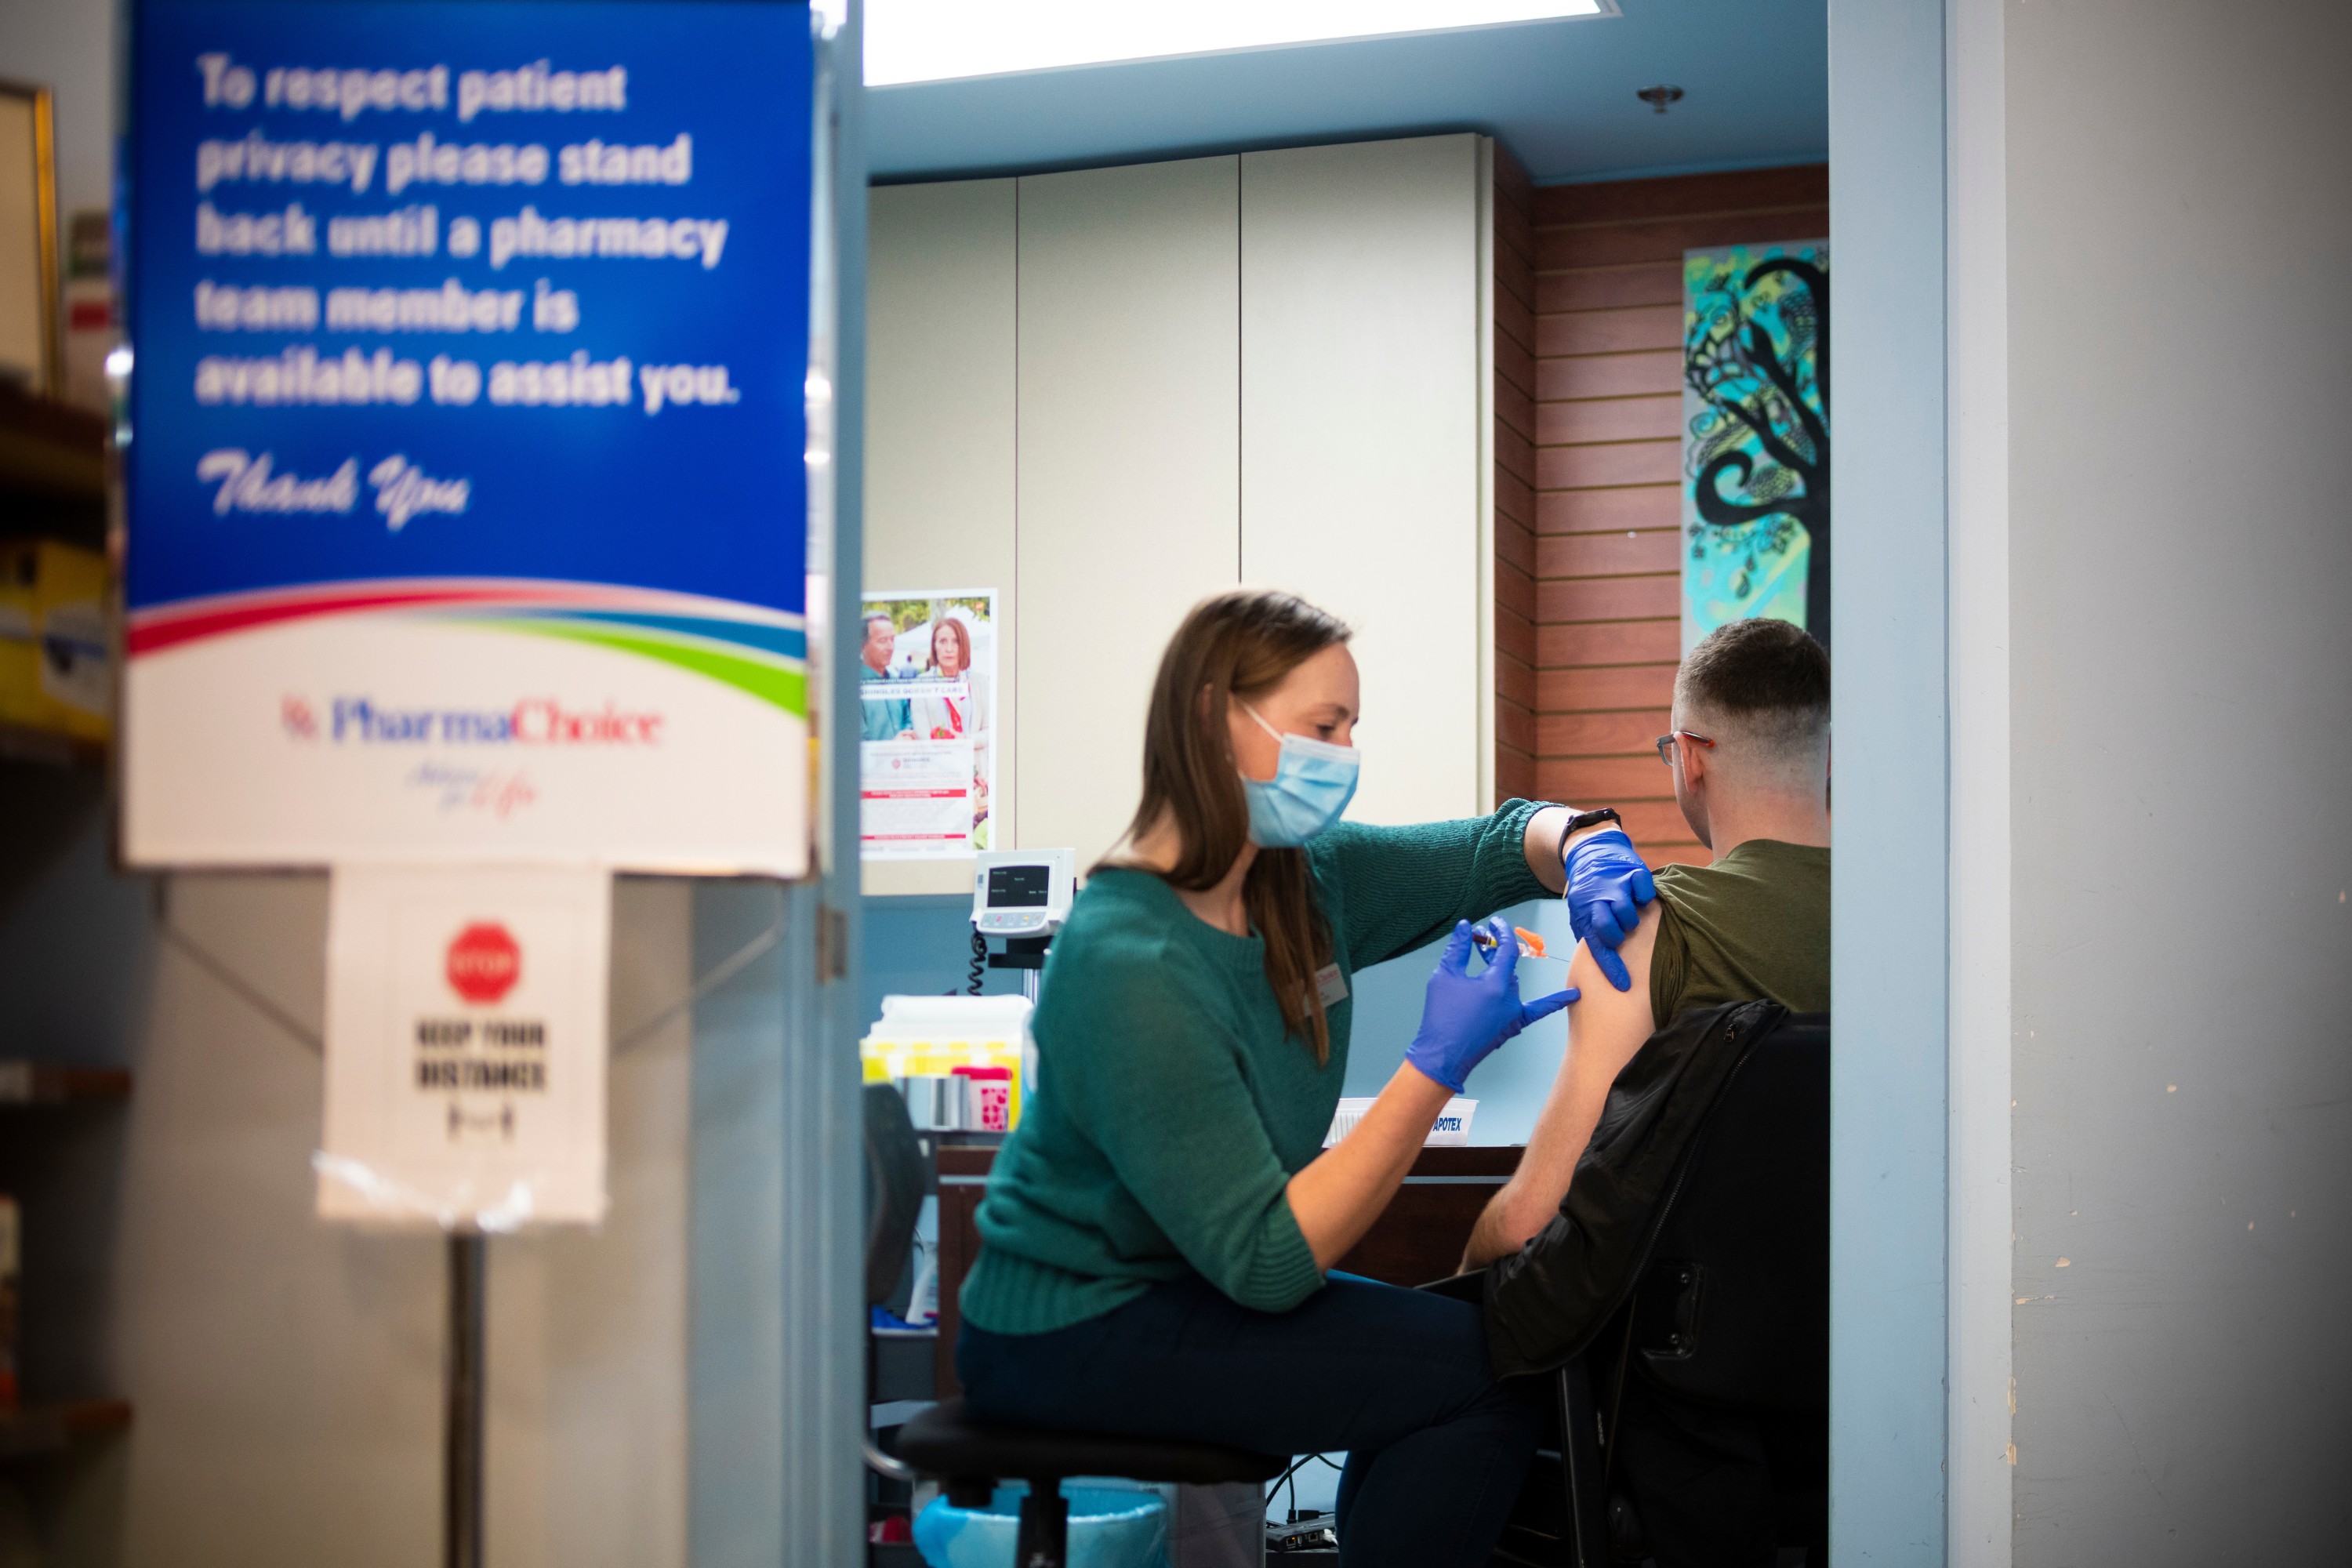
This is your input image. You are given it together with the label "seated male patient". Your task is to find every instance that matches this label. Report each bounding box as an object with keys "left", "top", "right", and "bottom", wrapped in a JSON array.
[{"left": 1463, "top": 615, "right": 1830, "bottom": 1269}]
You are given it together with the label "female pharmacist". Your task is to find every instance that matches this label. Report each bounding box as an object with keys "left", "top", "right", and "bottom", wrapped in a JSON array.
[{"left": 955, "top": 587, "right": 1657, "bottom": 1568}]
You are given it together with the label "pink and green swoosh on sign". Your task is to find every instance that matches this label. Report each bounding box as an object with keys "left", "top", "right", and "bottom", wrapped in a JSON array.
[{"left": 126, "top": 579, "right": 808, "bottom": 717}]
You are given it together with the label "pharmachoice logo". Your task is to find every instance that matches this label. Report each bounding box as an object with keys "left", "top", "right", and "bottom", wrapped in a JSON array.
[{"left": 318, "top": 695, "right": 662, "bottom": 745}]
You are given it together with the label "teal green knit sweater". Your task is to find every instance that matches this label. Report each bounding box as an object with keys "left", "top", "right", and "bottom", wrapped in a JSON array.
[{"left": 960, "top": 800, "right": 1552, "bottom": 1336}]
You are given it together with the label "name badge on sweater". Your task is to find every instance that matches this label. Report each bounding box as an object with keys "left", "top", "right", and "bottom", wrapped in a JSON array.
[{"left": 1313, "top": 963, "right": 1349, "bottom": 1008}]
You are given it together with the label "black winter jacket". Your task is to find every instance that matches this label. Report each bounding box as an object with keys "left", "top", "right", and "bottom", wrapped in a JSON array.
[{"left": 1480, "top": 998, "right": 1788, "bottom": 1380}]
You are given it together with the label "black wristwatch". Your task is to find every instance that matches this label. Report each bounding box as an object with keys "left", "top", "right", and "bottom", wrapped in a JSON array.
[{"left": 1556, "top": 807, "right": 1622, "bottom": 866}]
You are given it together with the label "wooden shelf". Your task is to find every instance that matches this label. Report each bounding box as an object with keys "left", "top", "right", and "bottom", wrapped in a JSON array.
[
  {"left": 0, "top": 391, "right": 106, "bottom": 505},
  {"left": 0, "top": 399, "right": 115, "bottom": 755},
  {"left": 0, "top": 720, "right": 106, "bottom": 771},
  {"left": 0, "top": 1061, "right": 131, "bottom": 1105},
  {"left": 0, "top": 1399, "right": 132, "bottom": 1462},
  {"left": 0, "top": 390, "right": 110, "bottom": 553}
]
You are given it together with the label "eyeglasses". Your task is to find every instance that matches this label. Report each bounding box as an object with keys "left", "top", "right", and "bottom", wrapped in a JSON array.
[{"left": 1654, "top": 729, "right": 1717, "bottom": 765}]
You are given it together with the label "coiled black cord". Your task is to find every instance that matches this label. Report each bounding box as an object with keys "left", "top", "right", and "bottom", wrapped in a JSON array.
[{"left": 965, "top": 927, "right": 988, "bottom": 996}]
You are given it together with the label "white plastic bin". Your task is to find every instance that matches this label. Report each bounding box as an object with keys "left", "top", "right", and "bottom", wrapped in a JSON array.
[{"left": 1324, "top": 1095, "right": 1478, "bottom": 1147}]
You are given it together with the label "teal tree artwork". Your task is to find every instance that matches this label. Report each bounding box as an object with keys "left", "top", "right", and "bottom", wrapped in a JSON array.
[{"left": 1681, "top": 242, "right": 1830, "bottom": 649}]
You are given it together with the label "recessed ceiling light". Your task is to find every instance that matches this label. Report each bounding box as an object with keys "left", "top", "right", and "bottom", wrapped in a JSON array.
[{"left": 865, "top": 1, "right": 1619, "bottom": 89}]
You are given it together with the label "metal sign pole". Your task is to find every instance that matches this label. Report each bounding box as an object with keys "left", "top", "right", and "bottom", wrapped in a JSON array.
[{"left": 445, "top": 1233, "right": 486, "bottom": 1568}]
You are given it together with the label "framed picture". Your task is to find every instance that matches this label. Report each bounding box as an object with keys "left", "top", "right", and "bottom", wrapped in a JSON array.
[
  {"left": 0, "top": 80, "right": 57, "bottom": 398},
  {"left": 858, "top": 589, "right": 999, "bottom": 860},
  {"left": 1681, "top": 240, "right": 1830, "bottom": 651}
]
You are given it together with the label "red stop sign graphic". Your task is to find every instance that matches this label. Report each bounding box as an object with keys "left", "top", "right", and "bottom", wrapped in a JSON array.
[{"left": 446, "top": 922, "right": 522, "bottom": 1005}]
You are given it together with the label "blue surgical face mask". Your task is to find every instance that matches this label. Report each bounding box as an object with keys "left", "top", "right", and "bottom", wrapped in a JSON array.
[{"left": 1238, "top": 702, "right": 1360, "bottom": 848}]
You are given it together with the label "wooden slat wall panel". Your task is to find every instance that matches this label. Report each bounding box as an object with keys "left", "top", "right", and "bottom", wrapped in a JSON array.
[
  {"left": 1538, "top": 350, "right": 1681, "bottom": 401},
  {"left": 1537, "top": 440, "right": 1677, "bottom": 490},
  {"left": 1539, "top": 575, "right": 1678, "bottom": 623},
  {"left": 1537, "top": 619, "right": 1680, "bottom": 666},
  {"left": 1537, "top": 306, "right": 1680, "bottom": 356},
  {"left": 1529, "top": 165, "right": 1828, "bottom": 867},
  {"left": 1495, "top": 372, "right": 1536, "bottom": 445},
  {"left": 1540, "top": 529, "right": 1679, "bottom": 578},
  {"left": 1538, "top": 264, "right": 1682, "bottom": 314},
  {"left": 1533, "top": 164, "right": 1829, "bottom": 225},
  {"left": 1493, "top": 142, "right": 1539, "bottom": 805},
  {"left": 1538, "top": 394, "right": 1678, "bottom": 445},
  {"left": 1534, "top": 209, "right": 1830, "bottom": 270},
  {"left": 1539, "top": 486, "right": 1677, "bottom": 535},
  {"left": 1538, "top": 756, "right": 1683, "bottom": 801}
]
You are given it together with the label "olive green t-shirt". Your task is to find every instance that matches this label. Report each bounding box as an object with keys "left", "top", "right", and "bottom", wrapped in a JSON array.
[{"left": 1649, "top": 839, "right": 1830, "bottom": 1025}]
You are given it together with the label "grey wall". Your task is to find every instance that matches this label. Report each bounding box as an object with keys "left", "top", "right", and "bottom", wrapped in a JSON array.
[
  {"left": 0, "top": 797, "right": 695, "bottom": 1568},
  {"left": 0, "top": 772, "right": 140, "bottom": 1566},
  {"left": 2007, "top": 0, "right": 2352, "bottom": 1557},
  {"left": 0, "top": 0, "right": 114, "bottom": 237}
]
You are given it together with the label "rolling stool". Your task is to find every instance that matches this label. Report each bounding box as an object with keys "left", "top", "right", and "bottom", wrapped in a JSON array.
[
  {"left": 893, "top": 1400, "right": 1286, "bottom": 1568},
  {"left": 860, "top": 1086, "right": 1285, "bottom": 1566}
]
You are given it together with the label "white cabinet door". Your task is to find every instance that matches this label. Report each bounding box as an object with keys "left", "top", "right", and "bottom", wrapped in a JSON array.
[
  {"left": 1240, "top": 135, "right": 1490, "bottom": 825},
  {"left": 1015, "top": 156, "right": 1243, "bottom": 873},
  {"left": 864, "top": 180, "right": 1018, "bottom": 894}
]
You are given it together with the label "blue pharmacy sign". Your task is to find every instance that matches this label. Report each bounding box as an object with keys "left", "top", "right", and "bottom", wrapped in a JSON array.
[{"left": 123, "top": 0, "right": 816, "bottom": 873}]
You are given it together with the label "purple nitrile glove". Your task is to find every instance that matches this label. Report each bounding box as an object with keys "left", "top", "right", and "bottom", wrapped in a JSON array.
[
  {"left": 1563, "top": 829, "right": 1657, "bottom": 993},
  {"left": 1404, "top": 916, "right": 1579, "bottom": 1094}
]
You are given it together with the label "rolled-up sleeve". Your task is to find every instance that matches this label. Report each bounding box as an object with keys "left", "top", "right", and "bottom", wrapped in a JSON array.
[{"left": 1311, "top": 798, "right": 1554, "bottom": 970}]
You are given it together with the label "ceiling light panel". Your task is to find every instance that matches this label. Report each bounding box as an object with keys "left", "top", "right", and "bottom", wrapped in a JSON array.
[{"left": 865, "top": 0, "right": 1616, "bottom": 89}]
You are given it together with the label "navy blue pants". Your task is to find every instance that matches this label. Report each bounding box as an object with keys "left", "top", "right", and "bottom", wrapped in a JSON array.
[{"left": 957, "top": 1272, "right": 1541, "bottom": 1568}]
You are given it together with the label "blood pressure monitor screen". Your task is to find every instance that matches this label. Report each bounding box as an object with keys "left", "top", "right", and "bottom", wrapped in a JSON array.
[{"left": 986, "top": 865, "right": 1050, "bottom": 909}]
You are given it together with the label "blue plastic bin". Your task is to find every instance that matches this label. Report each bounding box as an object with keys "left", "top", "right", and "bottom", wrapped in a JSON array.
[{"left": 912, "top": 1483, "right": 1167, "bottom": 1568}]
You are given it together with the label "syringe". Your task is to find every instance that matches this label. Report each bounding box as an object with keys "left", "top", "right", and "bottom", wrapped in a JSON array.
[{"left": 1470, "top": 924, "right": 1548, "bottom": 961}]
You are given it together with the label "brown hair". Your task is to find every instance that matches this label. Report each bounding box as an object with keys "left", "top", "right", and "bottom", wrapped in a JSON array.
[
  {"left": 1675, "top": 616, "right": 1830, "bottom": 757},
  {"left": 929, "top": 615, "right": 971, "bottom": 674},
  {"left": 1105, "top": 588, "right": 1352, "bottom": 1063}
]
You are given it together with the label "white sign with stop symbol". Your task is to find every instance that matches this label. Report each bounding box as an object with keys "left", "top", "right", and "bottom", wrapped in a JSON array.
[{"left": 318, "top": 864, "right": 611, "bottom": 1229}]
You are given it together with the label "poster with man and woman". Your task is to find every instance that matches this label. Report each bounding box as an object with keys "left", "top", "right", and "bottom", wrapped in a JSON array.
[{"left": 858, "top": 590, "right": 996, "bottom": 859}]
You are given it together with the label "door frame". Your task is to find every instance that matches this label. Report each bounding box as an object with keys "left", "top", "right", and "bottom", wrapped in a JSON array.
[
  {"left": 1828, "top": 0, "right": 2013, "bottom": 1560},
  {"left": 724, "top": 1, "right": 2019, "bottom": 1559}
]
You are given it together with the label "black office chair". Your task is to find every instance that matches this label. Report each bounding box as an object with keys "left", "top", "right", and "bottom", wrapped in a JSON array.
[
  {"left": 863, "top": 1081, "right": 931, "bottom": 1523},
  {"left": 866, "top": 1083, "right": 929, "bottom": 1311},
  {"left": 1492, "top": 1013, "right": 1829, "bottom": 1568},
  {"left": 858, "top": 1084, "right": 1286, "bottom": 1568}
]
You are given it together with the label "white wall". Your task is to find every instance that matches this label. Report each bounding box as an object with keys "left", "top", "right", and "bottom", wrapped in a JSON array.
[
  {"left": 1014, "top": 154, "right": 1243, "bottom": 873},
  {"left": 864, "top": 180, "right": 1019, "bottom": 895},
  {"left": 865, "top": 136, "right": 1495, "bottom": 880},
  {"left": 1240, "top": 136, "right": 1487, "bottom": 826},
  {"left": 2004, "top": 0, "right": 2352, "bottom": 1558}
]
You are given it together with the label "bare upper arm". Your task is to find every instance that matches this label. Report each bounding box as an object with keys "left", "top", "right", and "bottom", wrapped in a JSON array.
[
  {"left": 1468, "top": 901, "right": 1664, "bottom": 1263},
  {"left": 1563, "top": 899, "right": 1662, "bottom": 1083}
]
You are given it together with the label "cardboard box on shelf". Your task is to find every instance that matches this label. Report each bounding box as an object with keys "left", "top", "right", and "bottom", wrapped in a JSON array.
[{"left": 0, "top": 538, "right": 111, "bottom": 742}]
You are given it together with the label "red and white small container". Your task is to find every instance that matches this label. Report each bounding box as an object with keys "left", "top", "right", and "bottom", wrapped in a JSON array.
[{"left": 953, "top": 1065, "right": 1014, "bottom": 1133}]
